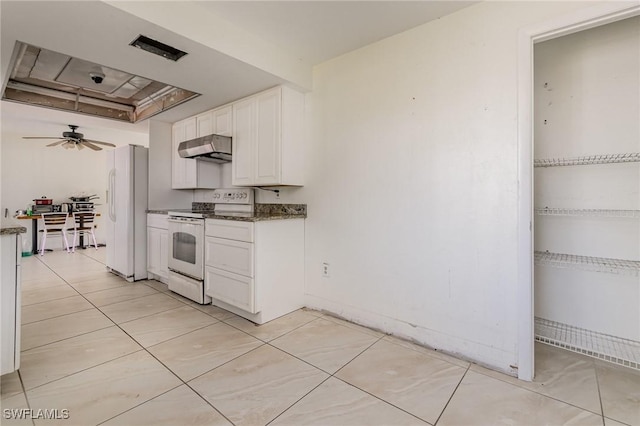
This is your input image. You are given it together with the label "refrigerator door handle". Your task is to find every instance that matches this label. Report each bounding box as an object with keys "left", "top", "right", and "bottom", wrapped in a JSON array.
[{"left": 108, "top": 168, "right": 116, "bottom": 222}]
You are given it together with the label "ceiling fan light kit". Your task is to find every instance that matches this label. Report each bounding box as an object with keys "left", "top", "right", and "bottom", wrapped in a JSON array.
[{"left": 22, "top": 125, "right": 117, "bottom": 151}]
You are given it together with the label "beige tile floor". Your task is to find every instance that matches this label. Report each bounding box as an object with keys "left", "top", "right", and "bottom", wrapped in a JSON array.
[{"left": 1, "top": 248, "right": 638, "bottom": 426}]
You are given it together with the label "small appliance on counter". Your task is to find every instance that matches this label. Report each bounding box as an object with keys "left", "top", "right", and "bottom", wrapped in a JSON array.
[
  {"left": 31, "top": 196, "right": 53, "bottom": 214},
  {"left": 68, "top": 194, "right": 99, "bottom": 212},
  {"left": 30, "top": 197, "right": 51, "bottom": 214}
]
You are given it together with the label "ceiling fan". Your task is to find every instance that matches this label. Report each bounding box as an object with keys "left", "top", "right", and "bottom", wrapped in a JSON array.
[{"left": 22, "top": 125, "right": 116, "bottom": 151}]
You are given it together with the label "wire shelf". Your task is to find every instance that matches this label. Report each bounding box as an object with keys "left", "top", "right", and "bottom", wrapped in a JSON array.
[
  {"left": 534, "top": 251, "right": 640, "bottom": 276},
  {"left": 535, "top": 317, "right": 640, "bottom": 370},
  {"left": 534, "top": 153, "right": 640, "bottom": 168},
  {"left": 535, "top": 208, "right": 640, "bottom": 218}
]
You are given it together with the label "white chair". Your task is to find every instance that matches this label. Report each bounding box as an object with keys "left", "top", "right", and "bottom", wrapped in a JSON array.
[
  {"left": 69, "top": 211, "right": 98, "bottom": 252},
  {"left": 39, "top": 212, "right": 71, "bottom": 256}
]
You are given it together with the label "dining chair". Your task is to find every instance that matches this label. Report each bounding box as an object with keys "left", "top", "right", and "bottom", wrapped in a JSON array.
[
  {"left": 69, "top": 211, "right": 98, "bottom": 252},
  {"left": 39, "top": 212, "right": 71, "bottom": 256}
]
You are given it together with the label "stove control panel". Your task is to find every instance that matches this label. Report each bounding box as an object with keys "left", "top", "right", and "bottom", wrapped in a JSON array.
[{"left": 211, "top": 188, "right": 254, "bottom": 205}]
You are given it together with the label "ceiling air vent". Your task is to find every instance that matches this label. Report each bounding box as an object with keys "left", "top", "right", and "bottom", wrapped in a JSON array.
[{"left": 129, "top": 35, "right": 187, "bottom": 62}]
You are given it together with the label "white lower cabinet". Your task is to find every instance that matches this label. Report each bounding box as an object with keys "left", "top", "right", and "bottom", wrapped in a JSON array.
[
  {"left": 204, "top": 218, "right": 304, "bottom": 324},
  {"left": 1, "top": 233, "right": 21, "bottom": 375},
  {"left": 205, "top": 237, "right": 254, "bottom": 277},
  {"left": 147, "top": 214, "right": 169, "bottom": 283},
  {"left": 205, "top": 268, "right": 255, "bottom": 313}
]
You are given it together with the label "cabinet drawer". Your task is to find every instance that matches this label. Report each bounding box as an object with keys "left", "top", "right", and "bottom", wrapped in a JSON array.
[
  {"left": 205, "top": 267, "right": 256, "bottom": 313},
  {"left": 205, "top": 237, "right": 254, "bottom": 277},
  {"left": 205, "top": 219, "right": 254, "bottom": 242},
  {"left": 147, "top": 213, "right": 168, "bottom": 230}
]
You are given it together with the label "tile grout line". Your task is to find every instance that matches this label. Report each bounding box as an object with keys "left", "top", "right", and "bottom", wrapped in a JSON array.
[
  {"left": 264, "top": 332, "right": 435, "bottom": 426},
  {"left": 94, "top": 382, "right": 185, "bottom": 426},
  {"left": 22, "top": 349, "right": 147, "bottom": 394},
  {"left": 21, "top": 324, "right": 115, "bottom": 353},
  {"left": 432, "top": 363, "right": 471, "bottom": 426},
  {"left": 16, "top": 369, "right": 36, "bottom": 426},
  {"left": 264, "top": 375, "right": 334, "bottom": 426},
  {"left": 166, "top": 313, "right": 333, "bottom": 387},
  {"left": 218, "top": 311, "right": 323, "bottom": 345},
  {"left": 330, "top": 334, "right": 436, "bottom": 425},
  {"left": 180, "top": 313, "right": 327, "bottom": 385},
  {"left": 21, "top": 305, "right": 96, "bottom": 326},
  {"left": 468, "top": 361, "right": 608, "bottom": 418},
  {"left": 593, "top": 361, "right": 606, "bottom": 426}
]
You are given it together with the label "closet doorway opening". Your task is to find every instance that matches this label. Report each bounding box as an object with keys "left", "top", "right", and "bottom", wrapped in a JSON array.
[
  {"left": 533, "top": 15, "right": 639, "bottom": 369},
  {"left": 517, "top": 3, "right": 640, "bottom": 382}
]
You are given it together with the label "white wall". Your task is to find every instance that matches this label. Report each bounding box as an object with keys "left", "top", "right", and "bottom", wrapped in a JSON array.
[
  {"left": 0, "top": 102, "right": 148, "bottom": 250},
  {"left": 148, "top": 120, "right": 193, "bottom": 210},
  {"left": 533, "top": 16, "right": 640, "bottom": 340},
  {"left": 258, "top": 1, "right": 612, "bottom": 374}
]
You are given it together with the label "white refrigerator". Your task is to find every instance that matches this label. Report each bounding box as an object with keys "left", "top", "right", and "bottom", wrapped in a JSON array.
[{"left": 106, "top": 145, "right": 148, "bottom": 281}]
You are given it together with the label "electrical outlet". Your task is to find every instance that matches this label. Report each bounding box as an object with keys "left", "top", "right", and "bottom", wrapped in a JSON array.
[{"left": 322, "top": 262, "right": 330, "bottom": 278}]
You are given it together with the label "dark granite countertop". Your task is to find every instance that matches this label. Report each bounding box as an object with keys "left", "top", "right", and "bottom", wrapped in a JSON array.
[
  {"left": 202, "top": 211, "right": 305, "bottom": 222},
  {"left": 1, "top": 218, "right": 27, "bottom": 235},
  {"left": 147, "top": 204, "right": 306, "bottom": 222}
]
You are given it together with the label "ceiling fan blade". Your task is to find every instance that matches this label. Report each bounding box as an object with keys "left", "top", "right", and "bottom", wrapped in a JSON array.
[
  {"left": 82, "top": 139, "right": 116, "bottom": 147},
  {"left": 81, "top": 141, "right": 102, "bottom": 151},
  {"left": 23, "top": 136, "right": 63, "bottom": 140},
  {"left": 46, "top": 139, "right": 68, "bottom": 147}
]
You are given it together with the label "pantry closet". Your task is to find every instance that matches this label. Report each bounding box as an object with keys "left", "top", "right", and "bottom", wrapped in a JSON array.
[{"left": 533, "top": 16, "right": 640, "bottom": 370}]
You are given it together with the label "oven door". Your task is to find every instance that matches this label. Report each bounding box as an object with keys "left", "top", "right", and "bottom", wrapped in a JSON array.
[{"left": 167, "top": 217, "right": 204, "bottom": 280}]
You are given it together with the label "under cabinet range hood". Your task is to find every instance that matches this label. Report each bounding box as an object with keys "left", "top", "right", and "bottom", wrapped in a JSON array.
[{"left": 178, "top": 134, "right": 232, "bottom": 163}]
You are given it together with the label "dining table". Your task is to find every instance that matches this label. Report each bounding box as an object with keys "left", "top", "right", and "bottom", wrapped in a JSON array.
[{"left": 17, "top": 213, "right": 100, "bottom": 255}]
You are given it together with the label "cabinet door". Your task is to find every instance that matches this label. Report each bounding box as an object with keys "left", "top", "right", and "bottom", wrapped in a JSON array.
[
  {"left": 148, "top": 226, "right": 169, "bottom": 280},
  {"left": 213, "top": 106, "right": 232, "bottom": 137},
  {"left": 1, "top": 235, "right": 18, "bottom": 375},
  {"left": 205, "top": 267, "right": 256, "bottom": 313},
  {"left": 159, "top": 229, "right": 169, "bottom": 279},
  {"left": 197, "top": 111, "right": 214, "bottom": 137},
  {"left": 147, "top": 226, "right": 160, "bottom": 275},
  {"left": 205, "top": 236, "right": 254, "bottom": 277},
  {"left": 171, "top": 122, "right": 186, "bottom": 189},
  {"left": 172, "top": 118, "right": 198, "bottom": 189},
  {"left": 232, "top": 98, "right": 256, "bottom": 186},
  {"left": 183, "top": 118, "right": 198, "bottom": 188},
  {"left": 254, "top": 88, "right": 281, "bottom": 185}
]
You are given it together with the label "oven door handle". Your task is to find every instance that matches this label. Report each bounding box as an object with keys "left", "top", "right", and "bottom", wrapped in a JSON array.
[{"left": 167, "top": 218, "right": 204, "bottom": 225}]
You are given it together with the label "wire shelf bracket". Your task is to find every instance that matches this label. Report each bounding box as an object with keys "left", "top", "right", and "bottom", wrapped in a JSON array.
[
  {"left": 535, "top": 208, "right": 640, "bottom": 218},
  {"left": 534, "top": 251, "right": 640, "bottom": 276},
  {"left": 534, "top": 153, "right": 640, "bottom": 168},
  {"left": 535, "top": 317, "right": 640, "bottom": 370}
]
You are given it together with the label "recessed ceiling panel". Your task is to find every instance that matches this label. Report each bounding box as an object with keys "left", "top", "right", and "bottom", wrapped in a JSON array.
[
  {"left": 110, "top": 77, "right": 152, "bottom": 99},
  {"left": 56, "top": 58, "right": 133, "bottom": 94},
  {"left": 2, "top": 41, "right": 200, "bottom": 123},
  {"left": 29, "top": 49, "right": 69, "bottom": 81}
]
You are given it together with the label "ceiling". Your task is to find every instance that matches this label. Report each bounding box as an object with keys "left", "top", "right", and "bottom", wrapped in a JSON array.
[
  {"left": 0, "top": 1, "right": 475, "bottom": 133},
  {"left": 4, "top": 41, "right": 199, "bottom": 123}
]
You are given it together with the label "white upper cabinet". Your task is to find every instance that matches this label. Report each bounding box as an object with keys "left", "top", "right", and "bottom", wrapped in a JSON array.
[
  {"left": 232, "top": 86, "right": 304, "bottom": 186},
  {"left": 213, "top": 106, "right": 232, "bottom": 137},
  {"left": 172, "top": 117, "right": 197, "bottom": 189},
  {"left": 197, "top": 105, "right": 232, "bottom": 138},
  {"left": 171, "top": 105, "right": 231, "bottom": 189}
]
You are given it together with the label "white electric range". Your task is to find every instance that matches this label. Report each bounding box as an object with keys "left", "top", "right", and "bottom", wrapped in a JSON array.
[{"left": 167, "top": 188, "right": 254, "bottom": 304}]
